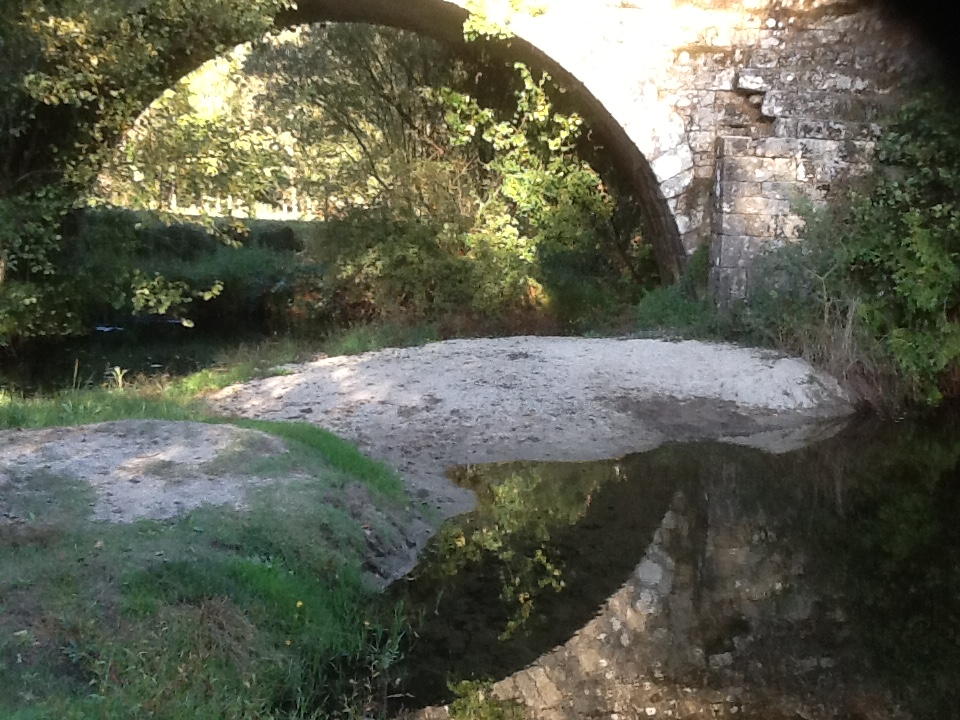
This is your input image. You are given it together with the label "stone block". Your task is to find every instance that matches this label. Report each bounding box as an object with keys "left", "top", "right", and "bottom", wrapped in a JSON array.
[
  {"left": 773, "top": 117, "right": 799, "bottom": 138},
  {"left": 637, "top": 558, "right": 664, "bottom": 586},
  {"left": 761, "top": 90, "right": 882, "bottom": 122},
  {"left": 717, "top": 95, "right": 759, "bottom": 129},
  {"left": 752, "top": 137, "right": 802, "bottom": 158},
  {"left": 721, "top": 195, "right": 791, "bottom": 215},
  {"left": 717, "top": 180, "right": 762, "bottom": 203},
  {"left": 819, "top": 14, "right": 871, "bottom": 34},
  {"left": 720, "top": 156, "right": 796, "bottom": 183},
  {"left": 693, "top": 146, "right": 715, "bottom": 163},
  {"left": 772, "top": 68, "right": 872, "bottom": 92},
  {"left": 710, "top": 266, "right": 749, "bottom": 301},
  {"left": 760, "top": 180, "right": 824, "bottom": 202},
  {"left": 797, "top": 118, "right": 850, "bottom": 140},
  {"left": 660, "top": 167, "right": 695, "bottom": 199},
  {"left": 688, "top": 130, "right": 717, "bottom": 153},
  {"left": 759, "top": 91, "right": 786, "bottom": 118},
  {"left": 651, "top": 144, "right": 695, "bottom": 181},
  {"left": 706, "top": 67, "right": 736, "bottom": 91},
  {"left": 797, "top": 137, "right": 842, "bottom": 161},
  {"left": 821, "top": 72, "right": 870, "bottom": 92},
  {"left": 778, "top": 46, "right": 855, "bottom": 70},
  {"left": 720, "top": 213, "right": 777, "bottom": 237},
  {"left": 736, "top": 67, "right": 773, "bottom": 93},
  {"left": 718, "top": 135, "right": 754, "bottom": 157},
  {"left": 650, "top": 115, "right": 688, "bottom": 156},
  {"left": 531, "top": 667, "right": 563, "bottom": 708},
  {"left": 759, "top": 33, "right": 784, "bottom": 50},
  {"left": 691, "top": 101, "right": 721, "bottom": 130},
  {"left": 748, "top": 48, "right": 780, "bottom": 68},
  {"left": 812, "top": 161, "right": 843, "bottom": 183},
  {"left": 694, "top": 163, "right": 715, "bottom": 179},
  {"left": 808, "top": 28, "right": 844, "bottom": 45}
]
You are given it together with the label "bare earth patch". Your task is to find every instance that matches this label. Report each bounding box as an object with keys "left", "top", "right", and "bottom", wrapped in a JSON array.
[
  {"left": 0, "top": 337, "right": 853, "bottom": 581},
  {"left": 209, "top": 336, "right": 854, "bottom": 516},
  {"left": 0, "top": 420, "right": 290, "bottom": 523},
  {"left": 0, "top": 419, "right": 432, "bottom": 583}
]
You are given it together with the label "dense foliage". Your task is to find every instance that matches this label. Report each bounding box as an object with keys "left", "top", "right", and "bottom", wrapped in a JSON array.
[
  {"left": 103, "top": 24, "right": 652, "bottom": 332},
  {"left": 0, "top": 0, "right": 292, "bottom": 343},
  {"left": 738, "top": 88, "right": 960, "bottom": 406},
  {"left": 1, "top": 11, "right": 652, "bottom": 347}
]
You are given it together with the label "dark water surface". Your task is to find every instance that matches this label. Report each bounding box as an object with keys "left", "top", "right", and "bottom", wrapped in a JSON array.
[
  {"left": 0, "top": 324, "right": 271, "bottom": 394},
  {"left": 392, "top": 409, "right": 960, "bottom": 718}
]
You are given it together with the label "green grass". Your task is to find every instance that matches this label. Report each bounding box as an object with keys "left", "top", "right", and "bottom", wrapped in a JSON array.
[
  {"left": 221, "top": 419, "right": 404, "bottom": 499},
  {"left": 633, "top": 284, "right": 735, "bottom": 340},
  {"left": 0, "top": 340, "right": 414, "bottom": 718},
  {"left": 631, "top": 244, "right": 739, "bottom": 341},
  {"left": 0, "top": 387, "right": 206, "bottom": 429},
  {"left": 0, "top": 435, "right": 410, "bottom": 718},
  {"left": 0, "top": 477, "right": 406, "bottom": 718},
  {"left": 319, "top": 321, "right": 440, "bottom": 357},
  {"left": 0, "top": 334, "right": 316, "bottom": 430}
]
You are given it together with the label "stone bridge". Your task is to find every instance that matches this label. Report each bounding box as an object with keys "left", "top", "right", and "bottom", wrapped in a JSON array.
[{"left": 272, "top": 0, "right": 929, "bottom": 297}]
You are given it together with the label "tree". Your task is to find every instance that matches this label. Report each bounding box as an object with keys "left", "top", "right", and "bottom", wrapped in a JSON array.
[{"left": 0, "top": 0, "right": 291, "bottom": 343}]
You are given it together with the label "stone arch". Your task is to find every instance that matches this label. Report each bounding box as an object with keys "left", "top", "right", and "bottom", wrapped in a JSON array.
[
  {"left": 266, "top": 0, "right": 692, "bottom": 282},
  {"left": 160, "top": 0, "right": 929, "bottom": 296}
]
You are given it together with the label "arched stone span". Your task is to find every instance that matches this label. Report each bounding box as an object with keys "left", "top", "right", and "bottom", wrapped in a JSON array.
[
  {"left": 274, "top": 0, "right": 691, "bottom": 282},
  {"left": 191, "top": 0, "right": 930, "bottom": 295}
]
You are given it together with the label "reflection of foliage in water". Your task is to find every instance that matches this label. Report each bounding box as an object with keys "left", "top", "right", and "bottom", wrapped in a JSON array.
[
  {"left": 448, "top": 680, "right": 525, "bottom": 720},
  {"left": 431, "top": 462, "right": 617, "bottom": 638},
  {"left": 809, "top": 419, "right": 960, "bottom": 718},
  {"left": 399, "top": 420, "right": 960, "bottom": 715},
  {"left": 724, "top": 415, "right": 960, "bottom": 719},
  {"left": 395, "top": 452, "right": 677, "bottom": 706}
]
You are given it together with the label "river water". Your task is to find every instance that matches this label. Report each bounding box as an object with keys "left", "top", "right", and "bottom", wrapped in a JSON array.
[{"left": 391, "top": 409, "right": 960, "bottom": 719}]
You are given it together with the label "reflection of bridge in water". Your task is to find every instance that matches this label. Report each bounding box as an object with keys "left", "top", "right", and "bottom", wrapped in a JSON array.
[{"left": 401, "top": 426, "right": 951, "bottom": 719}]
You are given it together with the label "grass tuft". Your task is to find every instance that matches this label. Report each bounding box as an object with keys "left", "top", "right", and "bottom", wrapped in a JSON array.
[{"left": 221, "top": 418, "right": 404, "bottom": 498}]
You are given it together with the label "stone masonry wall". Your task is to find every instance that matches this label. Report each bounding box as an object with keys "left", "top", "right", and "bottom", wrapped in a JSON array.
[
  {"left": 480, "top": 0, "right": 930, "bottom": 299},
  {"left": 705, "top": 6, "right": 924, "bottom": 298},
  {"left": 290, "top": 0, "right": 932, "bottom": 298}
]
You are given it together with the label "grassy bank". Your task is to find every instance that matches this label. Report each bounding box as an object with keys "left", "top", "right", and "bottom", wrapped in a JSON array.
[{"left": 0, "top": 347, "right": 420, "bottom": 719}]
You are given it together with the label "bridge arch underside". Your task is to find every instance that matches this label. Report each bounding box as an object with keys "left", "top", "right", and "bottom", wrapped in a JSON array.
[
  {"left": 248, "top": 0, "right": 925, "bottom": 296},
  {"left": 275, "top": 0, "right": 689, "bottom": 284}
]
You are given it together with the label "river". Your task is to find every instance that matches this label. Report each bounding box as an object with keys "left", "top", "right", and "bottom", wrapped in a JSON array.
[{"left": 392, "top": 408, "right": 960, "bottom": 720}]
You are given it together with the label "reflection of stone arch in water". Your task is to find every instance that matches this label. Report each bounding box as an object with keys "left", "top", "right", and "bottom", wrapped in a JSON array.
[
  {"left": 486, "top": 444, "right": 897, "bottom": 720},
  {"left": 397, "top": 453, "right": 682, "bottom": 706}
]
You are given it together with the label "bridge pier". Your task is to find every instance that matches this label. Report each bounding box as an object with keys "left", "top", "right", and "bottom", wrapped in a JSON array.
[{"left": 251, "top": 0, "right": 932, "bottom": 297}]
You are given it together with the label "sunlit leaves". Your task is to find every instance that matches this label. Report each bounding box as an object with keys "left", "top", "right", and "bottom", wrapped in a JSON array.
[{"left": 0, "top": 0, "right": 290, "bottom": 342}]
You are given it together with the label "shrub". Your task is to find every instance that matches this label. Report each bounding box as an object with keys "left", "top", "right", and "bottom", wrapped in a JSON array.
[
  {"left": 741, "top": 205, "right": 898, "bottom": 406},
  {"left": 742, "top": 87, "right": 960, "bottom": 407}
]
